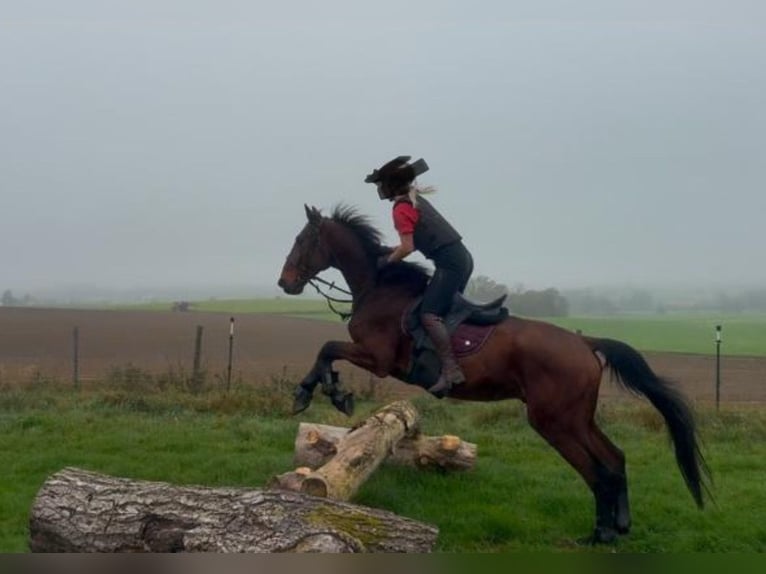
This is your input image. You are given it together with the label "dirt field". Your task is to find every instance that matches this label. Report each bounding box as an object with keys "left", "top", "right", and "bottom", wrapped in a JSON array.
[{"left": 1, "top": 307, "right": 764, "bottom": 404}]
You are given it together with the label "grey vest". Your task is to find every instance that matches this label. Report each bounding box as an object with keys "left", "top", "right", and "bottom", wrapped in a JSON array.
[{"left": 397, "top": 196, "right": 462, "bottom": 258}]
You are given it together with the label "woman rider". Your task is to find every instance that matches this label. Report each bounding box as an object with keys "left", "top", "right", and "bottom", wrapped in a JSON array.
[{"left": 365, "top": 156, "right": 474, "bottom": 396}]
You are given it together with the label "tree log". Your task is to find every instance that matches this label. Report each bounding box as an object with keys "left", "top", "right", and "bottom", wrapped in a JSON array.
[
  {"left": 275, "top": 401, "right": 419, "bottom": 501},
  {"left": 293, "top": 423, "right": 477, "bottom": 472},
  {"left": 29, "top": 467, "right": 438, "bottom": 553}
]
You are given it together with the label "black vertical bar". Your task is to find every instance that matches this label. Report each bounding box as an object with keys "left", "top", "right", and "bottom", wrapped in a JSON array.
[
  {"left": 192, "top": 325, "right": 203, "bottom": 391},
  {"left": 226, "top": 317, "right": 235, "bottom": 392},
  {"left": 73, "top": 326, "right": 79, "bottom": 389},
  {"left": 715, "top": 325, "right": 722, "bottom": 410}
]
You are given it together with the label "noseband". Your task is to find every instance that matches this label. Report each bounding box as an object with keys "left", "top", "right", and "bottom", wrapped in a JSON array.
[{"left": 294, "top": 223, "right": 353, "bottom": 320}]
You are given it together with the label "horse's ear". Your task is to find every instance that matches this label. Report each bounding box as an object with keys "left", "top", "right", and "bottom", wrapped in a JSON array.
[{"left": 305, "top": 205, "right": 322, "bottom": 226}]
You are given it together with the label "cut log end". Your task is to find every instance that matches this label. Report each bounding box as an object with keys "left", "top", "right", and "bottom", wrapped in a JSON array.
[
  {"left": 302, "top": 477, "right": 329, "bottom": 498},
  {"left": 440, "top": 435, "right": 461, "bottom": 452},
  {"left": 268, "top": 467, "right": 314, "bottom": 492}
]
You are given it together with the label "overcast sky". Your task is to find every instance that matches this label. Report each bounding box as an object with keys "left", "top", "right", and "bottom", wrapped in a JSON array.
[{"left": 2, "top": 1, "right": 764, "bottom": 299}]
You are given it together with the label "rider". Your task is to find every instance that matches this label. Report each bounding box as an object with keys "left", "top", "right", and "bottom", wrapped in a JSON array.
[{"left": 365, "top": 156, "right": 474, "bottom": 396}]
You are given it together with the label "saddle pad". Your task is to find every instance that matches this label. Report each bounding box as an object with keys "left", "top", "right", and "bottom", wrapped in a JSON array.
[{"left": 451, "top": 323, "right": 496, "bottom": 357}]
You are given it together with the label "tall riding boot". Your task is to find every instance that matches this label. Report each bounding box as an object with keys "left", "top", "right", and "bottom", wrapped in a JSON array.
[{"left": 421, "top": 313, "right": 465, "bottom": 397}]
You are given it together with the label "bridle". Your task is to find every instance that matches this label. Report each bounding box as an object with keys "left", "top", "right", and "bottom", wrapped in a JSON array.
[
  {"left": 309, "top": 276, "right": 353, "bottom": 321},
  {"left": 294, "top": 222, "right": 354, "bottom": 321}
]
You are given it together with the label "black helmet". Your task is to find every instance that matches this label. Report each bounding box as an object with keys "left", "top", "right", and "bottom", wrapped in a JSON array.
[{"left": 365, "top": 156, "right": 429, "bottom": 199}]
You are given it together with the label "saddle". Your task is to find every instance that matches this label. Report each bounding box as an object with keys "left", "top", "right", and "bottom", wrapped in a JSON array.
[{"left": 401, "top": 293, "right": 509, "bottom": 389}]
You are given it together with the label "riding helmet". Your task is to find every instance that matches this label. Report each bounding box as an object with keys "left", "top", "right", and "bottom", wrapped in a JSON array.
[{"left": 365, "top": 156, "right": 429, "bottom": 199}]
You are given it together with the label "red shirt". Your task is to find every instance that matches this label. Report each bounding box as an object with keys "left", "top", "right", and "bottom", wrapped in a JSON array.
[{"left": 392, "top": 200, "right": 419, "bottom": 235}]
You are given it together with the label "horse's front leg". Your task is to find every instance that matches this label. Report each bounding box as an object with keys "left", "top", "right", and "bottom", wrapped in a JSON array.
[{"left": 293, "top": 340, "right": 386, "bottom": 416}]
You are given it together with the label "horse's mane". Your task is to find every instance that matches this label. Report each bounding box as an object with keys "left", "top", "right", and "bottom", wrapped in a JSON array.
[{"left": 330, "top": 204, "right": 430, "bottom": 293}]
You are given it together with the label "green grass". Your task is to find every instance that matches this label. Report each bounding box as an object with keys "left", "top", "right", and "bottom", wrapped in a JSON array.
[
  {"left": 114, "top": 296, "right": 346, "bottom": 320},
  {"left": 1, "top": 380, "right": 765, "bottom": 553},
  {"left": 547, "top": 314, "right": 766, "bottom": 356}
]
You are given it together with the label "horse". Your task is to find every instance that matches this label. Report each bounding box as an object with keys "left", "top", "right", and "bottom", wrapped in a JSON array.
[{"left": 277, "top": 204, "right": 711, "bottom": 544}]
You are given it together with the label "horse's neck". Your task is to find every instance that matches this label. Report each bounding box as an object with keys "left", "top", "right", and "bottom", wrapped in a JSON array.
[{"left": 326, "top": 224, "right": 376, "bottom": 300}]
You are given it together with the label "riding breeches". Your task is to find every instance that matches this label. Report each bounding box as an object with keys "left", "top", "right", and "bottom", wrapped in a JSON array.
[{"left": 421, "top": 241, "right": 474, "bottom": 316}]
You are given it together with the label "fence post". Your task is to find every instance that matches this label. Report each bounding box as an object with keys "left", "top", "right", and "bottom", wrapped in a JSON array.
[
  {"left": 715, "top": 324, "right": 722, "bottom": 410},
  {"left": 73, "top": 326, "right": 79, "bottom": 389},
  {"left": 226, "top": 317, "right": 235, "bottom": 392},
  {"left": 192, "top": 325, "right": 204, "bottom": 392}
]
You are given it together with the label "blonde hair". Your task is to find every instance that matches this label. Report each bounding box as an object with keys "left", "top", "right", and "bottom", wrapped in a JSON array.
[{"left": 409, "top": 184, "right": 436, "bottom": 207}]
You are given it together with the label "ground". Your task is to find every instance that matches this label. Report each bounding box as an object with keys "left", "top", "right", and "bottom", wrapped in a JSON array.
[{"left": 1, "top": 307, "right": 763, "bottom": 404}]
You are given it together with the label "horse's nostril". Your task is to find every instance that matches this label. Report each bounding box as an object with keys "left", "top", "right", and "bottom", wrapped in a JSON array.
[{"left": 278, "top": 278, "right": 286, "bottom": 288}]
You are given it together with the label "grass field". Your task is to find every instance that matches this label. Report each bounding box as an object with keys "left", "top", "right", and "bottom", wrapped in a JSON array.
[
  {"left": 118, "top": 297, "right": 766, "bottom": 357},
  {"left": 547, "top": 314, "right": 766, "bottom": 357},
  {"left": 1, "top": 378, "right": 765, "bottom": 553}
]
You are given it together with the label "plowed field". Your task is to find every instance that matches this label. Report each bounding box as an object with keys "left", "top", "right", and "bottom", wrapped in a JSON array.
[{"left": 1, "top": 307, "right": 763, "bottom": 403}]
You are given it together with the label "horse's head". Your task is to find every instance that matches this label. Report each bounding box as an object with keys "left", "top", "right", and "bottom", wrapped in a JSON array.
[{"left": 278, "top": 205, "right": 334, "bottom": 295}]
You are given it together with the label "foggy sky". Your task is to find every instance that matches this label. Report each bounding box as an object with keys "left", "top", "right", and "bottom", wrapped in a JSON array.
[{"left": 2, "top": 1, "right": 765, "bottom": 300}]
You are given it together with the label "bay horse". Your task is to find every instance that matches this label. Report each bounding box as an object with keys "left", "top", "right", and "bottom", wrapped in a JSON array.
[{"left": 278, "top": 204, "right": 711, "bottom": 544}]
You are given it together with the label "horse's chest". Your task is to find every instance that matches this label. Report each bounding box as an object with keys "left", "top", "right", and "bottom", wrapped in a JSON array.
[{"left": 347, "top": 313, "right": 397, "bottom": 344}]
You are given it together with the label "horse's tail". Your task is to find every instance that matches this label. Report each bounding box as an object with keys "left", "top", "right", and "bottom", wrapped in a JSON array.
[{"left": 584, "top": 336, "right": 712, "bottom": 508}]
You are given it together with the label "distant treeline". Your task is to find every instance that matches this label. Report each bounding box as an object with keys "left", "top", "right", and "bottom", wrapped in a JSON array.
[
  {"left": 1, "top": 290, "right": 32, "bottom": 307},
  {"left": 465, "top": 278, "right": 766, "bottom": 317},
  {"left": 704, "top": 290, "right": 766, "bottom": 313},
  {"left": 465, "top": 276, "right": 569, "bottom": 317},
  {"left": 564, "top": 287, "right": 766, "bottom": 315}
]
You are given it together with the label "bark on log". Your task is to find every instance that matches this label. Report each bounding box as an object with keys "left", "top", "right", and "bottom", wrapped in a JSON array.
[
  {"left": 293, "top": 423, "right": 477, "bottom": 472},
  {"left": 29, "top": 467, "right": 438, "bottom": 553},
  {"left": 277, "top": 401, "right": 419, "bottom": 501}
]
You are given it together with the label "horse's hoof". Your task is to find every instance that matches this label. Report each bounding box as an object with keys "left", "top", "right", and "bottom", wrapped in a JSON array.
[
  {"left": 292, "top": 387, "right": 313, "bottom": 415},
  {"left": 577, "top": 527, "right": 618, "bottom": 546},
  {"left": 331, "top": 391, "right": 355, "bottom": 416}
]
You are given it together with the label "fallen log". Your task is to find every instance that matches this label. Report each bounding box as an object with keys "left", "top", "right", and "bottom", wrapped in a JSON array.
[
  {"left": 293, "top": 423, "right": 477, "bottom": 472},
  {"left": 272, "top": 400, "right": 419, "bottom": 500},
  {"left": 29, "top": 467, "right": 438, "bottom": 553}
]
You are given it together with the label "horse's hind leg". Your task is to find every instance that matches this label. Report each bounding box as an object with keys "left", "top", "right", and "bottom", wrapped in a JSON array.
[
  {"left": 527, "top": 412, "right": 619, "bottom": 543},
  {"left": 568, "top": 421, "right": 631, "bottom": 539},
  {"left": 527, "top": 390, "right": 632, "bottom": 543},
  {"left": 589, "top": 425, "right": 631, "bottom": 534}
]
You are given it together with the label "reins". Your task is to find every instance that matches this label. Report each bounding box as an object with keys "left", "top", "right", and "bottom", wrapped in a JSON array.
[{"left": 308, "top": 275, "right": 353, "bottom": 321}]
